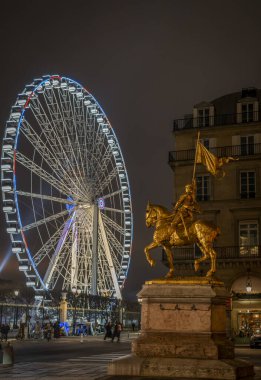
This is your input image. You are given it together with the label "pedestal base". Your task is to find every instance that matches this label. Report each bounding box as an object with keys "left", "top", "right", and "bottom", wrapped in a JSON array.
[
  {"left": 108, "top": 281, "right": 254, "bottom": 379},
  {"left": 108, "top": 354, "right": 255, "bottom": 379}
]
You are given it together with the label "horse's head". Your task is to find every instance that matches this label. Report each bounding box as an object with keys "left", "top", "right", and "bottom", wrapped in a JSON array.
[{"left": 145, "top": 202, "right": 158, "bottom": 228}]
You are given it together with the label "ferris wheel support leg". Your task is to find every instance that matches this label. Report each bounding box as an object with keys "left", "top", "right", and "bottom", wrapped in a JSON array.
[{"left": 91, "top": 204, "right": 98, "bottom": 295}]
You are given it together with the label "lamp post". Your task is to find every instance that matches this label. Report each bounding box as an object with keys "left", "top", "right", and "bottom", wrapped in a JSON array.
[
  {"left": 71, "top": 287, "right": 81, "bottom": 335},
  {"left": 13, "top": 290, "right": 19, "bottom": 329}
]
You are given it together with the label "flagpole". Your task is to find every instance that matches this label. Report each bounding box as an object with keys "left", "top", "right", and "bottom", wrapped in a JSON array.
[{"left": 192, "top": 131, "right": 200, "bottom": 182}]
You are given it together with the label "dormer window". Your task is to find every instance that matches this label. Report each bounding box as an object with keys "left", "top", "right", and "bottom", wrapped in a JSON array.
[
  {"left": 242, "top": 103, "right": 254, "bottom": 123},
  {"left": 198, "top": 108, "right": 209, "bottom": 127},
  {"left": 237, "top": 87, "right": 258, "bottom": 123},
  {"left": 193, "top": 102, "right": 214, "bottom": 128}
]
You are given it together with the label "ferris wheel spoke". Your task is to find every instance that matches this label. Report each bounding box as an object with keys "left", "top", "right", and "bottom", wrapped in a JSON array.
[
  {"left": 30, "top": 96, "right": 87, "bottom": 195},
  {"left": 102, "top": 228, "right": 123, "bottom": 265},
  {"left": 44, "top": 90, "right": 87, "bottom": 191},
  {"left": 20, "top": 119, "right": 87, "bottom": 199},
  {"left": 98, "top": 212, "right": 121, "bottom": 298},
  {"left": 65, "top": 93, "right": 87, "bottom": 185},
  {"left": 20, "top": 119, "right": 58, "bottom": 172},
  {"left": 94, "top": 166, "right": 119, "bottom": 197},
  {"left": 102, "top": 189, "right": 123, "bottom": 200},
  {"left": 33, "top": 214, "right": 73, "bottom": 266},
  {"left": 21, "top": 209, "right": 69, "bottom": 232},
  {"left": 43, "top": 214, "right": 75, "bottom": 289},
  {"left": 91, "top": 146, "right": 113, "bottom": 187},
  {"left": 101, "top": 213, "right": 125, "bottom": 235},
  {"left": 103, "top": 207, "right": 124, "bottom": 214},
  {"left": 15, "top": 152, "right": 71, "bottom": 198},
  {"left": 16, "top": 191, "right": 75, "bottom": 205}
]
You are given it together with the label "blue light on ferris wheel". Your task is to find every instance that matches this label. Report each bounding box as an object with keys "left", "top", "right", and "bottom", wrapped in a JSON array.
[
  {"left": 66, "top": 196, "right": 74, "bottom": 213},
  {"left": 98, "top": 198, "right": 105, "bottom": 209}
]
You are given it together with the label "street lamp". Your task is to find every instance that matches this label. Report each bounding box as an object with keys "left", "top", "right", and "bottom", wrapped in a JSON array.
[
  {"left": 13, "top": 290, "right": 19, "bottom": 329},
  {"left": 71, "top": 287, "right": 81, "bottom": 335}
]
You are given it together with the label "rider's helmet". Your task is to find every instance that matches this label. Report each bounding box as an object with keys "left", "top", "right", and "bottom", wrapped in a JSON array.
[{"left": 185, "top": 184, "right": 194, "bottom": 193}]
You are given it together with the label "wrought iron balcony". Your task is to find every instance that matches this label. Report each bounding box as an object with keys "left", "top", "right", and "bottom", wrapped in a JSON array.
[
  {"left": 162, "top": 246, "right": 261, "bottom": 263},
  {"left": 173, "top": 112, "right": 260, "bottom": 131},
  {"left": 169, "top": 143, "right": 261, "bottom": 163}
]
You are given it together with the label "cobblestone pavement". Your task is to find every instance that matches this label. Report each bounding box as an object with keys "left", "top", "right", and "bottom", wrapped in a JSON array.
[
  {"left": 0, "top": 336, "right": 260, "bottom": 380},
  {"left": 0, "top": 352, "right": 127, "bottom": 379}
]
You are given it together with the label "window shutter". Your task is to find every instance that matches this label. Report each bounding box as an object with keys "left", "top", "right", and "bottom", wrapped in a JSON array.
[
  {"left": 193, "top": 108, "right": 198, "bottom": 128},
  {"left": 209, "top": 106, "right": 215, "bottom": 126},
  {"left": 236, "top": 103, "right": 242, "bottom": 123},
  {"left": 254, "top": 101, "right": 259, "bottom": 121}
]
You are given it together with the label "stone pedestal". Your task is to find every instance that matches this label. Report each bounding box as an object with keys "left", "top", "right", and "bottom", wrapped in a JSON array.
[{"left": 108, "top": 278, "right": 254, "bottom": 379}]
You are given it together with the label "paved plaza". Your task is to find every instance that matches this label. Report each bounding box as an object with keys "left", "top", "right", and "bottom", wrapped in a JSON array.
[{"left": 0, "top": 335, "right": 260, "bottom": 379}]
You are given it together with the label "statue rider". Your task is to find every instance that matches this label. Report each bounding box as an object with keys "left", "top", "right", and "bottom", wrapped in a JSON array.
[{"left": 171, "top": 180, "right": 201, "bottom": 231}]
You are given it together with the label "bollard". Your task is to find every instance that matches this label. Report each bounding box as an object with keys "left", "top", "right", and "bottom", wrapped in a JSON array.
[
  {"left": 3, "top": 342, "right": 14, "bottom": 367},
  {"left": 80, "top": 333, "right": 83, "bottom": 343}
]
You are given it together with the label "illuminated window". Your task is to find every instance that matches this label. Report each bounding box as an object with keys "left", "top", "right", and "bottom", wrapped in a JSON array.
[{"left": 239, "top": 221, "right": 259, "bottom": 256}]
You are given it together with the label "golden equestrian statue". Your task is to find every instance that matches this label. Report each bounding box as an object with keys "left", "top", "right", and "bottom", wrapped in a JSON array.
[{"left": 144, "top": 132, "right": 238, "bottom": 278}]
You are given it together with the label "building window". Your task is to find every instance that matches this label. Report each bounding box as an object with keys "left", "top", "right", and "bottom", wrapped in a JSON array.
[
  {"left": 239, "top": 221, "right": 259, "bottom": 256},
  {"left": 240, "top": 171, "right": 256, "bottom": 199},
  {"left": 198, "top": 108, "right": 210, "bottom": 127},
  {"left": 196, "top": 175, "right": 210, "bottom": 201},
  {"left": 242, "top": 103, "right": 254, "bottom": 123},
  {"left": 240, "top": 135, "right": 254, "bottom": 155}
]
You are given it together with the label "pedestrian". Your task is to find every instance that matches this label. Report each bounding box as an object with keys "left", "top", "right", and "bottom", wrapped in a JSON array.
[
  {"left": 45, "top": 323, "right": 52, "bottom": 342},
  {"left": 34, "top": 321, "right": 41, "bottom": 339},
  {"left": 111, "top": 321, "right": 122, "bottom": 343},
  {"left": 0, "top": 324, "right": 4, "bottom": 341},
  {"left": 131, "top": 321, "right": 136, "bottom": 331},
  {"left": 53, "top": 321, "right": 60, "bottom": 339},
  {"left": 104, "top": 321, "right": 112, "bottom": 341},
  {"left": 2, "top": 325, "right": 10, "bottom": 342}
]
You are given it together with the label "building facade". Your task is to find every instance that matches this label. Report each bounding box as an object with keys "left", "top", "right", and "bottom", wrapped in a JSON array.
[{"left": 168, "top": 87, "right": 261, "bottom": 337}]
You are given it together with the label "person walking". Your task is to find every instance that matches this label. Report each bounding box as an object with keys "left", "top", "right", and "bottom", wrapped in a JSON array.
[
  {"left": 111, "top": 321, "right": 122, "bottom": 343},
  {"left": 104, "top": 321, "right": 112, "bottom": 341},
  {"left": 2, "top": 325, "right": 10, "bottom": 342}
]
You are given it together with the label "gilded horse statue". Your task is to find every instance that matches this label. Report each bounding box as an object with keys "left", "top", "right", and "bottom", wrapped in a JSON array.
[{"left": 144, "top": 203, "right": 220, "bottom": 278}]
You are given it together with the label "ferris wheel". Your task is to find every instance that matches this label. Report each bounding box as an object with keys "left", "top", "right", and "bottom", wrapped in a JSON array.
[{"left": 1, "top": 74, "right": 133, "bottom": 300}]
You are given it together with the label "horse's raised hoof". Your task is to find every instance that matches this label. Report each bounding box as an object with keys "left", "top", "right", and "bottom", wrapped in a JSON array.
[
  {"left": 149, "top": 259, "right": 156, "bottom": 267},
  {"left": 206, "top": 270, "right": 214, "bottom": 277},
  {"left": 194, "top": 260, "right": 199, "bottom": 272}
]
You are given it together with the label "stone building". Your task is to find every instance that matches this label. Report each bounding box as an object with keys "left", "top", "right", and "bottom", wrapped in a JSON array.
[{"left": 168, "top": 87, "right": 261, "bottom": 336}]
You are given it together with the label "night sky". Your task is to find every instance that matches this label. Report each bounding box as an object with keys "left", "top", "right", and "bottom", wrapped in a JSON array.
[{"left": 1, "top": 0, "right": 261, "bottom": 299}]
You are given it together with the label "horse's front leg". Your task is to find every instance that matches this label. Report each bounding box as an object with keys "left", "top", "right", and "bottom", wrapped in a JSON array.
[
  {"left": 194, "top": 242, "right": 208, "bottom": 273},
  {"left": 206, "top": 247, "right": 216, "bottom": 277},
  {"left": 144, "top": 241, "right": 158, "bottom": 267},
  {"left": 162, "top": 244, "right": 174, "bottom": 278}
]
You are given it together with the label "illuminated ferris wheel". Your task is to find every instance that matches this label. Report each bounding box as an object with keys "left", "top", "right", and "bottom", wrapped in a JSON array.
[{"left": 1, "top": 74, "right": 133, "bottom": 300}]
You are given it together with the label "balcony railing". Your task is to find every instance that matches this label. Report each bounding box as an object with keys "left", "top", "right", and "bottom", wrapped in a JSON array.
[
  {"left": 162, "top": 246, "right": 261, "bottom": 262},
  {"left": 169, "top": 143, "right": 261, "bottom": 163},
  {"left": 173, "top": 112, "right": 260, "bottom": 131}
]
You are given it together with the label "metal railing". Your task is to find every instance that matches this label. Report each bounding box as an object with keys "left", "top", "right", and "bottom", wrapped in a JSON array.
[
  {"left": 162, "top": 245, "right": 261, "bottom": 262},
  {"left": 173, "top": 112, "right": 260, "bottom": 131},
  {"left": 169, "top": 143, "right": 261, "bottom": 162}
]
